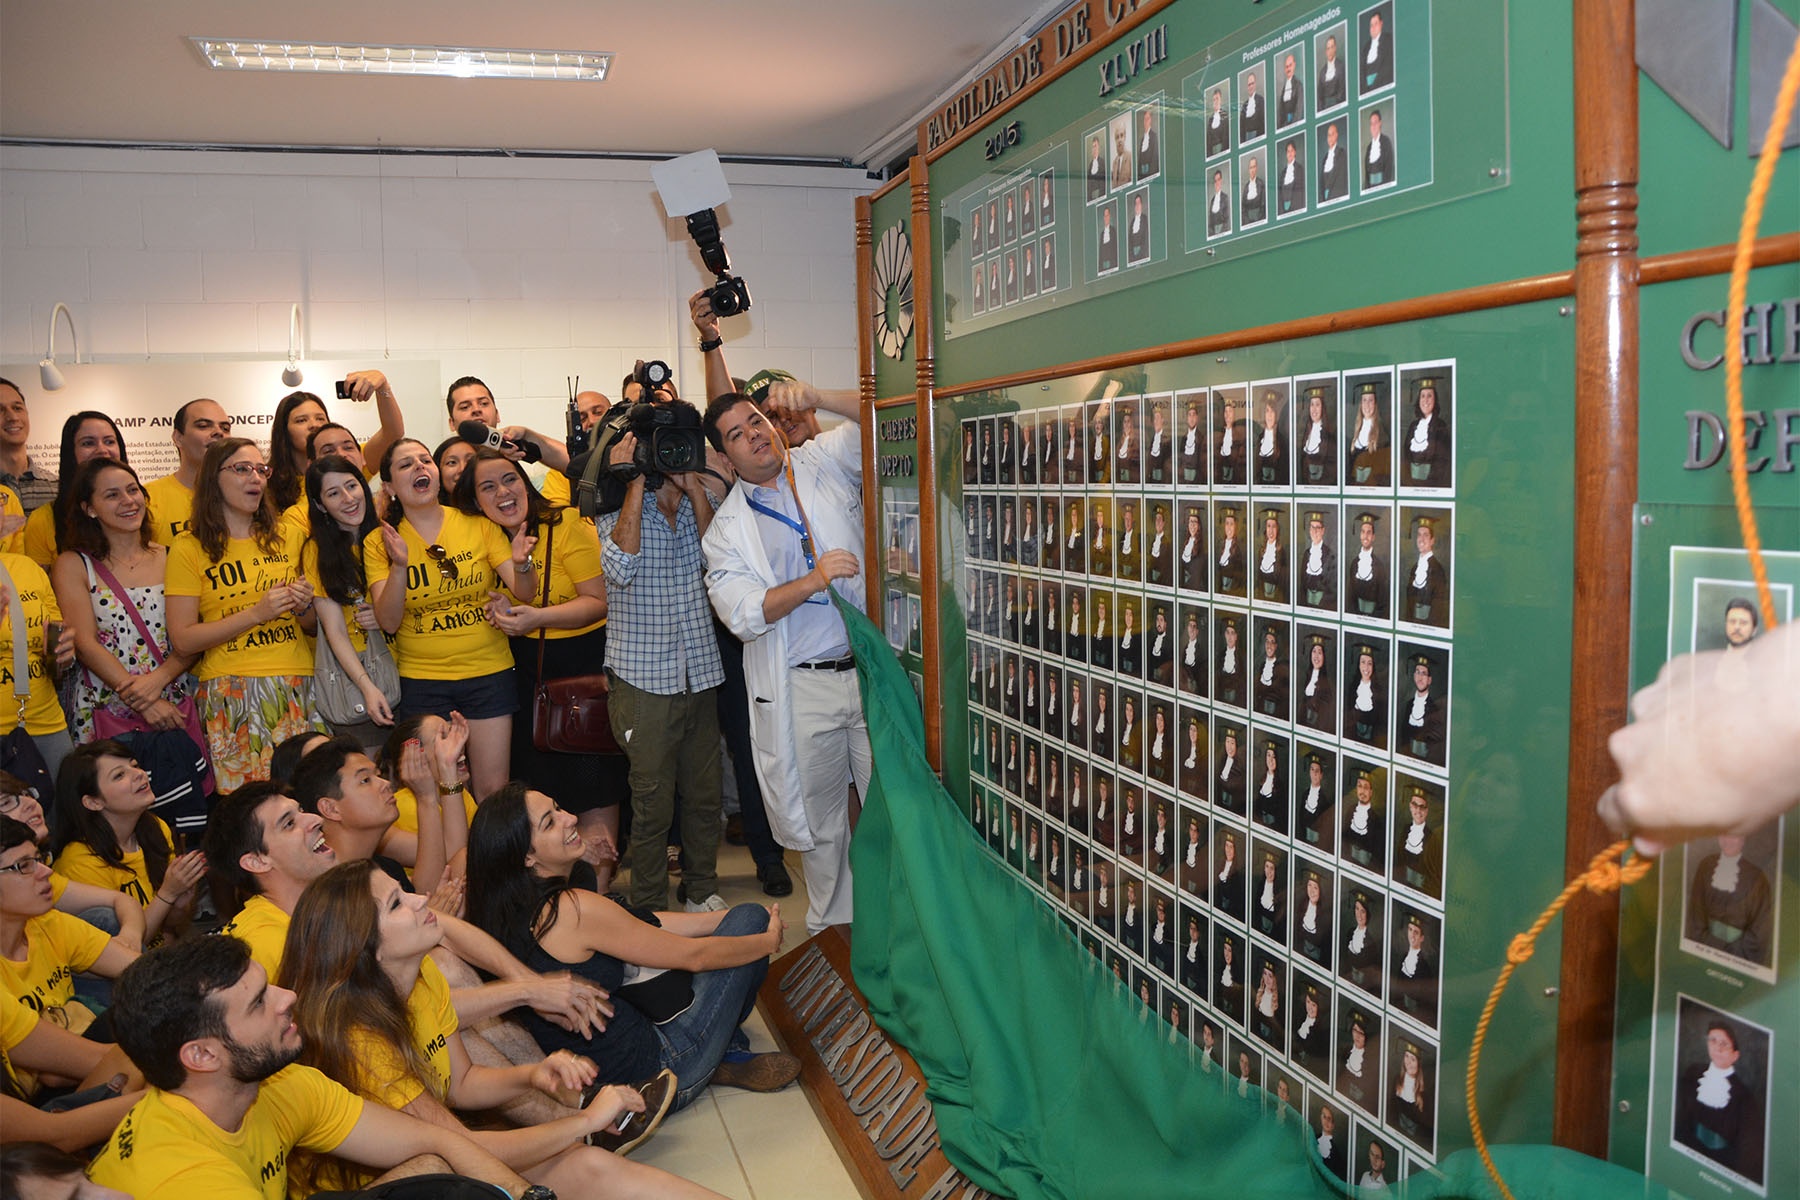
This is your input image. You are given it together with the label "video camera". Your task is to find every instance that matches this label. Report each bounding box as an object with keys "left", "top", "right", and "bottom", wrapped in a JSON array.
[{"left": 570, "top": 361, "right": 710, "bottom": 517}]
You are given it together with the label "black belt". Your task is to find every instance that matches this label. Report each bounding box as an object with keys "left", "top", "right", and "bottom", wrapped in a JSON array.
[{"left": 797, "top": 656, "right": 856, "bottom": 671}]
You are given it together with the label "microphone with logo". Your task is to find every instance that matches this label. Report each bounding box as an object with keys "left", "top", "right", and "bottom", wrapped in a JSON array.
[{"left": 457, "top": 420, "right": 542, "bottom": 465}]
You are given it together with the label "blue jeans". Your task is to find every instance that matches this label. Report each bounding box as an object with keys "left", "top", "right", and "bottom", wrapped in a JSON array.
[
  {"left": 655, "top": 902, "right": 769, "bottom": 1111},
  {"left": 72, "top": 904, "right": 120, "bottom": 1011}
]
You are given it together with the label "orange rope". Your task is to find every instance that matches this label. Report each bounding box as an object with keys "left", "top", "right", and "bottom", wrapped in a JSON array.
[
  {"left": 1465, "top": 24, "right": 1800, "bottom": 1199},
  {"left": 1464, "top": 844, "right": 1655, "bottom": 1200},
  {"left": 1724, "top": 23, "right": 1800, "bottom": 633}
]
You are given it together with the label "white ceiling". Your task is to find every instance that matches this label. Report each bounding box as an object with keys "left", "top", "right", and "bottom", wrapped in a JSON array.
[{"left": 0, "top": 0, "right": 1052, "bottom": 165}]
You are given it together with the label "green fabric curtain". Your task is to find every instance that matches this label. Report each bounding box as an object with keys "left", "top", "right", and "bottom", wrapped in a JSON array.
[{"left": 840, "top": 597, "right": 1664, "bottom": 1200}]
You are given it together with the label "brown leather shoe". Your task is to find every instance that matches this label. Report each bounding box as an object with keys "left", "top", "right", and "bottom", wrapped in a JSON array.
[
  {"left": 710, "top": 1052, "right": 801, "bottom": 1092},
  {"left": 587, "top": 1068, "right": 677, "bottom": 1155}
]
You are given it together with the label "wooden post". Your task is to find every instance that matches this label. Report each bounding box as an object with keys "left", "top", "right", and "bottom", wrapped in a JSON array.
[
  {"left": 1557, "top": 0, "right": 1638, "bottom": 1156},
  {"left": 909, "top": 155, "right": 943, "bottom": 773},
  {"left": 856, "top": 194, "right": 880, "bottom": 623}
]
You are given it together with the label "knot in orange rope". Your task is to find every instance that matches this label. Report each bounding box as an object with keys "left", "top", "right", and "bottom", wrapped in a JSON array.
[
  {"left": 1584, "top": 859, "right": 1623, "bottom": 893},
  {"left": 1506, "top": 934, "right": 1536, "bottom": 965}
]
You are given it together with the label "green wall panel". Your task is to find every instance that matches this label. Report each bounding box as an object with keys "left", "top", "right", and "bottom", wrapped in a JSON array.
[
  {"left": 939, "top": 301, "right": 1578, "bottom": 1177},
  {"left": 925, "top": 0, "right": 1573, "bottom": 391}
]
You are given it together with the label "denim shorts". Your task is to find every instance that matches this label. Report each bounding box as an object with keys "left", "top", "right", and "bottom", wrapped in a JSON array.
[{"left": 397, "top": 667, "right": 517, "bottom": 721}]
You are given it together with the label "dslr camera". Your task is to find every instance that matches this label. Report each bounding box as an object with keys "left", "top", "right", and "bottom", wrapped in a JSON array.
[
  {"left": 573, "top": 361, "right": 710, "bottom": 516},
  {"left": 687, "top": 208, "right": 752, "bottom": 318}
]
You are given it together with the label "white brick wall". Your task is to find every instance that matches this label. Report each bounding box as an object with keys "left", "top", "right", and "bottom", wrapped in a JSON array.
[{"left": 0, "top": 146, "right": 872, "bottom": 438}]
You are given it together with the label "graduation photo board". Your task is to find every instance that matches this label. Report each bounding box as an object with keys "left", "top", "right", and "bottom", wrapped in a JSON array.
[{"left": 840, "top": 0, "right": 1799, "bottom": 1194}]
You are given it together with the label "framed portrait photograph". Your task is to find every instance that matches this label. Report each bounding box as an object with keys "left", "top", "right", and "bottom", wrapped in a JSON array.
[{"left": 1667, "top": 997, "right": 1771, "bottom": 1193}]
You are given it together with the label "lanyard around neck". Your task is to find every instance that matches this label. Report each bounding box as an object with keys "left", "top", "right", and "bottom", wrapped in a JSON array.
[{"left": 745, "top": 456, "right": 829, "bottom": 605}]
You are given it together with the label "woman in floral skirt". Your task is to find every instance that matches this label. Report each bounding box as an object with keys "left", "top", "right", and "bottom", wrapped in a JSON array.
[{"left": 166, "top": 438, "right": 324, "bottom": 789}]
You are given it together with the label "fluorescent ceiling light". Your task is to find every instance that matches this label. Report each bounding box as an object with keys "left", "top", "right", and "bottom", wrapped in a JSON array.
[{"left": 188, "top": 38, "right": 611, "bottom": 81}]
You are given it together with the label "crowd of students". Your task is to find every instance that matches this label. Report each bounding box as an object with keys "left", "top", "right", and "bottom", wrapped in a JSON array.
[{"left": 0, "top": 368, "right": 798, "bottom": 1198}]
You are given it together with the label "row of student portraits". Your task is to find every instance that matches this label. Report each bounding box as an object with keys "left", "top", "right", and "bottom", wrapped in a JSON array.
[{"left": 960, "top": 366, "right": 1456, "bottom": 498}]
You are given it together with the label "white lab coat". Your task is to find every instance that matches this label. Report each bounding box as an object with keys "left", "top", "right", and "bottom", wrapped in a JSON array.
[{"left": 703, "top": 421, "right": 864, "bottom": 852}]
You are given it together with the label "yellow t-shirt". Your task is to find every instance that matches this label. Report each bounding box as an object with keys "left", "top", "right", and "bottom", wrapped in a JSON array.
[
  {"left": 87, "top": 1063, "right": 363, "bottom": 1200},
  {"left": 52, "top": 814, "right": 174, "bottom": 908},
  {"left": 20, "top": 503, "right": 55, "bottom": 569},
  {"left": 0, "top": 552, "right": 67, "bottom": 736},
  {"left": 0, "top": 485, "right": 24, "bottom": 555},
  {"left": 220, "top": 894, "right": 293, "bottom": 980},
  {"left": 279, "top": 498, "right": 312, "bottom": 542},
  {"left": 0, "top": 909, "right": 110, "bottom": 1016},
  {"left": 143, "top": 473, "right": 197, "bottom": 545},
  {"left": 165, "top": 528, "right": 314, "bottom": 680},
  {"left": 47, "top": 870, "right": 69, "bottom": 902},
  {"left": 1, "top": 979, "right": 39, "bottom": 1096},
  {"left": 539, "top": 467, "right": 572, "bottom": 508},
  {"left": 298, "top": 540, "right": 380, "bottom": 656},
  {"left": 390, "top": 785, "right": 477, "bottom": 837},
  {"left": 530, "top": 513, "right": 605, "bottom": 641},
  {"left": 346, "top": 957, "right": 457, "bottom": 1109},
  {"left": 362, "top": 508, "right": 512, "bottom": 679}
]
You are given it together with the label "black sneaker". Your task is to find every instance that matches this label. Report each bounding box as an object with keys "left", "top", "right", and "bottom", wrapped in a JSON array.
[
  {"left": 587, "top": 1068, "right": 677, "bottom": 1155},
  {"left": 757, "top": 860, "right": 794, "bottom": 897}
]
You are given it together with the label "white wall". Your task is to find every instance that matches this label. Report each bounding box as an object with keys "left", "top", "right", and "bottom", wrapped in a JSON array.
[{"left": 0, "top": 145, "right": 870, "bottom": 439}]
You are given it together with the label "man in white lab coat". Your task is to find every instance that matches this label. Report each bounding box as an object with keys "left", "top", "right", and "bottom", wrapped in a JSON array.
[{"left": 702, "top": 380, "right": 872, "bottom": 934}]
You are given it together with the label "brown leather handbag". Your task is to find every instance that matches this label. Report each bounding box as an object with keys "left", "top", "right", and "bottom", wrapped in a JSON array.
[{"left": 528, "top": 520, "right": 620, "bottom": 755}]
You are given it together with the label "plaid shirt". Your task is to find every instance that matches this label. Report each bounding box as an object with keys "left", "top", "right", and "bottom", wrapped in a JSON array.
[
  {"left": 0, "top": 459, "right": 56, "bottom": 515},
  {"left": 596, "top": 491, "right": 723, "bottom": 695}
]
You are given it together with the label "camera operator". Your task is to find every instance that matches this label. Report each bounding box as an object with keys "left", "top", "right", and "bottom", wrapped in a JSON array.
[
  {"left": 445, "top": 375, "right": 577, "bottom": 505},
  {"left": 594, "top": 370, "right": 730, "bottom": 913}
]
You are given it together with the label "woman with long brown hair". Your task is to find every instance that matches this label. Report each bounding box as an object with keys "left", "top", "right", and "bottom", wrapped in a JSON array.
[
  {"left": 166, "top": 437, "right": 324, "bottom": 790},
  {"left": 281, "top": 859, "right": 715, "bottom": 1198},
  {"left": 267, "top": 372, "right": 405, "bottom": 513},
  {"left": 454, "top": 446, "right": 622, "bottom": 883},
  {"left": 51, "top": 457, "right": 198, "bottom": 742}
]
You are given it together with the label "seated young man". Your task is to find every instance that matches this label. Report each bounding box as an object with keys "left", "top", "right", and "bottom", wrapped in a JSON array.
[
  {"left": 0, "top": 818, "right": 137, "bottom": 1039},
  {"left": 0, "top": 771, "right": 146, "bottom": 949},
  {"left": 87, "top": 936, "right": 527, "bottom": 1198},
  {"left": 290, "top": 737, "right": 454, "bottom": 897}
]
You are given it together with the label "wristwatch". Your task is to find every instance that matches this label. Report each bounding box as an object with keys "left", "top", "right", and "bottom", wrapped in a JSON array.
[{"left": 519, "top": 1186, "right": 557, "bottom": 1200}]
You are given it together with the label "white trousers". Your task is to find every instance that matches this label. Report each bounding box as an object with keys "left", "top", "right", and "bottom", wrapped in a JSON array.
[{"left": 788, "top": 667, "right": 874, "bottom": 934}]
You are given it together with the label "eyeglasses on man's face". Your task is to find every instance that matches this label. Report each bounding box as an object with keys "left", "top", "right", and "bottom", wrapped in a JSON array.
[{"left": 0, "top": 850, "right": 50, "bottom": 877}]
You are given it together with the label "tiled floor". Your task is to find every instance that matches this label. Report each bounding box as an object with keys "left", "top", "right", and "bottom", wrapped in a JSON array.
[{"left": 626, "top": 838, "right": 861, "bottom": 1199}]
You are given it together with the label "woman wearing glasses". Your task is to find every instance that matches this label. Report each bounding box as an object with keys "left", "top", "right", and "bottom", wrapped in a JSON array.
[
  {"left": 453, "top": 446, "right": 621, "bottom": 887},
  {"left": 366, "top": 439, "right": 537, "bottom": 802},
  {"left": 166, "top": 438, "right": 325, "bottom": 791},
  {"left": 0, "top": 815, "right": 138, "bottom": 1041},
  {"left": 0, "top": 770, "right": 146, "bottom": 949}
]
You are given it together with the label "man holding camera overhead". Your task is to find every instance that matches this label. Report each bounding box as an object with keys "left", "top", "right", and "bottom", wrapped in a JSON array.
[{"left": 593, "top": 363, "right": 729, "bottom": 914}]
